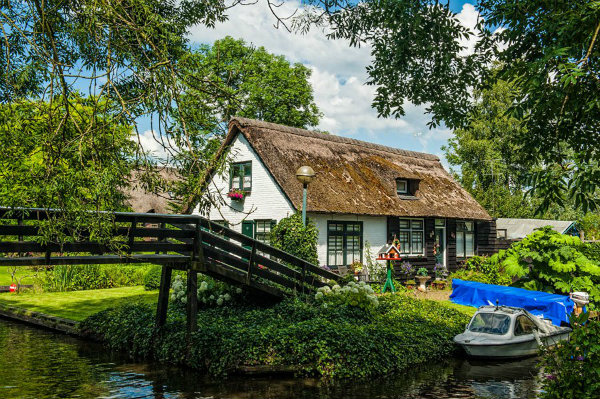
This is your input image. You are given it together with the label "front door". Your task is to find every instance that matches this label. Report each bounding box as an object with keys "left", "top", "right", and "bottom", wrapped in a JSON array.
[{"left": 434, "top": 227, "right": 446, "bottom": 268}]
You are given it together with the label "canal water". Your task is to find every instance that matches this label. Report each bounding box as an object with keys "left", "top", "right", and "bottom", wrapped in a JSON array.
[{"left": 0, "top": 318, "right": 542, "bottom": 399}]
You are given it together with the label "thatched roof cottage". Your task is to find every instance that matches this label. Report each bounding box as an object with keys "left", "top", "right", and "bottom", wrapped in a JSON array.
[{"left": 203, "top": 117, "right": 497, "bottom": 274}]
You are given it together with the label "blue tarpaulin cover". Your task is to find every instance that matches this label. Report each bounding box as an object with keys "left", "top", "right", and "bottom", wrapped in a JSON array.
[{"left": 450, "top": 279, "right": 575, "bottom": 326}]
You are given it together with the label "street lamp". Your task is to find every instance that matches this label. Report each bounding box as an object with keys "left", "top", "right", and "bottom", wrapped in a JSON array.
[{"left": 296, "top": 165, "right": 315, "bottom": 226}]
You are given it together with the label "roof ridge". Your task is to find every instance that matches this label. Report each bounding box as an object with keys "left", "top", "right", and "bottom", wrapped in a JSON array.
[{"left": 230, "top": 117, "right": 440, "bottom": 162}]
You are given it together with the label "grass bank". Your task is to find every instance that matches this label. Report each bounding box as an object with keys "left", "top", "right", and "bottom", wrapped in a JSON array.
[
  {"left": 0, "top": 266, "right": 36, "bottom": 286},
  {"left": 0, "top": 286, "right": 158, "bottom": 321},
  {"left": 81, "top": 293, "right": 471, "bottom": 378}
]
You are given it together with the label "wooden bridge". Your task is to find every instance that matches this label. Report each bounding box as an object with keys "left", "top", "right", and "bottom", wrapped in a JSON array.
[{"left": 0, "top": 208, "right": 341, "bottom": 333}]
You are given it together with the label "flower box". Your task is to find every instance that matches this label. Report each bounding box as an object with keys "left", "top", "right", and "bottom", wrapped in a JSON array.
[{"left": 227, "top": 189, "right": 246, "bottom": 201}]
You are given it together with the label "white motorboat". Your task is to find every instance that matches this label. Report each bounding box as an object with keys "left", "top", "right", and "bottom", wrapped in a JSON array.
[{"left": 454, "top": 305, "right": 572, "bottom": 359}]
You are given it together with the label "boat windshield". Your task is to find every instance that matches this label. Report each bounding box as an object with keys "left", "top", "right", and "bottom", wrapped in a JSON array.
[{"left": 468, "top": 313, "right": 511, "bottom": 335}]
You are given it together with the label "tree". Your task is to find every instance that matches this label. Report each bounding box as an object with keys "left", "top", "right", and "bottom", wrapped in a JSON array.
[
  {"left": 173, "top": 37, "right": 321, "bottom": 212},
  {"left": 443, "top": 78, "right": 582, "bottom": 220},
  {"left": 298, "top": 0, "right": 600, "bottom": 213},
  {"left": 0, "top": 97, "right": 135, "bottom": 243},
  {"left": 270, "top": 213, "right": 319, "bottom": 265},
  {"left": 179, "top": 36, "right": 320, "bottom": 133},
  {"left": 493, "top": 227, "right": 600, "bottom": 305}
]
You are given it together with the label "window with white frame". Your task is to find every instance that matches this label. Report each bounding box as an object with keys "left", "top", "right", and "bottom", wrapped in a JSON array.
[
  {"left": 327, "top": 221, "right": 362, "bottom": 267},
  {"left": 398, "top": 219, "right": 424, "bottom": 256},
  {"left": 230, "top": 161, "right": 252, "bottom": 191},
  {"left": 456, "top": 221, "right": 475, "bottom": 258},
  {"left": 396, "top": 179, "right": 408, "bottom": 195},
  {"left": 255, "top": 220, "right": 275, "bottom": 246}
]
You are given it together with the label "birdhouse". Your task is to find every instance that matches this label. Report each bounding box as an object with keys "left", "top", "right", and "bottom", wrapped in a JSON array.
[{"left": 377, "top": 244, "right": 401, "bottom": 260}]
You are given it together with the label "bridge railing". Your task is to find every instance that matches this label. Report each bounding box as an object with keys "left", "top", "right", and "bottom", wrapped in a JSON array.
[{"left": 0, "top": 208, "right": 341, "bottom": 295}]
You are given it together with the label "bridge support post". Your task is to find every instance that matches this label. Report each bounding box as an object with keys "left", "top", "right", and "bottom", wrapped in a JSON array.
[
  {"left": 186, "top": 269, "right": 198, "bottom": 334},
  {"left": 155, "top": 265, "right": 172, "bottom": 329}
]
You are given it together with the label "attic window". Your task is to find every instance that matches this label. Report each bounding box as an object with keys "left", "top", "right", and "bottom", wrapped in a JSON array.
[{"left": 396, "top": 179, "right": 408, "bottom": 195}]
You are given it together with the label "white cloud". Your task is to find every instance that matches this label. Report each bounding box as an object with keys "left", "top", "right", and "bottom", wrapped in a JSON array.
[
  {"left": 186, "top": 1, "right": 483, "bottom": 170},
  {"left": 135, "top": 129, "right": 172, "bottom": 161}
]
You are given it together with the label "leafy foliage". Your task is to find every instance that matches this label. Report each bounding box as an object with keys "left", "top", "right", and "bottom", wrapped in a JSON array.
[
  {"left": 40, "top": 265, "right": 150, "bottom": 292},
  {"left": 300, "top": 0, "right": 600, "bottom": 212},
  {"left": 0, "top": 98, "right": 135, "bottom": 244},
  {"left": 578, "top": 213, "right": 600, "bottom": 240},
  {"left": 315, "top": 281, "right": 379, "bottom": 312},
  {"left": 143, "top": 265, "right": 163, "bottom": 291},
  {"left": 169, "top": 274, "right": 244, "bottom": 308},
  {"left": 540, "top": 313, "right": 600, "bottom": 399},
  {"left": 81, "top": 294, "right": 469, "bottom": 378},
  {"left": 493, "top": 227, "right": 600, "bottom": 305},
  {"left": 449, "top": 255, "right": 512, "bottom": 286},
  {"left": 443, "top": 78, "right": 581, "bottom": 219},
  {"left": 270, "top": 213, "right": 319, "bottom": 265}
]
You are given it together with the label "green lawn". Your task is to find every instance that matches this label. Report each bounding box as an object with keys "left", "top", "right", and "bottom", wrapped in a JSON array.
[
  {"left": 438, "top": 300, "right": 476, "bottom": 317},
  {"left": 0, "top": 266, "right": 37, "bottom": 286},
  {"left": 0, "top": 286, "right": 158, "bottom": 321}
]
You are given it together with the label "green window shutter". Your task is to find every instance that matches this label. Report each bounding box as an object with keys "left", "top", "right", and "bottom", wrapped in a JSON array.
[
  {"left": 241, "top": 220, "right": 254, "bottom": 251},
  {"left": 242, "top": 220, "right": 254, "bottom": 238}
]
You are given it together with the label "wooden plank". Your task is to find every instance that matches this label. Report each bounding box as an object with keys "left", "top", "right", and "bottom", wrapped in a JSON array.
[
  {"left": 0, "top": 241, "right": 192, "bottom": 254},
  {"left": 203, "top": 259, "right": 284, "bottom": 299},
  {"left": 186, "top": 270, "right": 198, "bottom": 334},
  {"left": 0, "top": 225, "right": 39, "bottom": 236},
  {"left": 198, "top": 218, "right": 339, "bottom": 281},
  {"left": 115, "top": 227, "right": 194, "bottom": 239},
  {"left": 202, "top": 245, "right": 300, "bottom": 291},
  {"left": 201, "top": 231, "right": 303, "bottom": 281},
  {"left": 0, "top": 254, "right": 191, "bottom": 266},
  {"left": 155, "top": 266, "right": 172, "bottom": 328}
]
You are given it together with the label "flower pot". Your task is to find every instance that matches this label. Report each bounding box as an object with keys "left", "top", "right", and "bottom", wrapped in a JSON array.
[{"left": 416, "top": 275, "right": 431, "bottom": 292}]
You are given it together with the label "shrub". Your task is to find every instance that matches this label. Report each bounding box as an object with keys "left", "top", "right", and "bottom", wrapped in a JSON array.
[
  {"left": 270, "top": 213, "right": 318, "bottom": 265},
  {"left": 143, "top": 265, "right": 163, "bottom": 290},
  {"left": 315, "top": 281, "right": 379, "bottom": 311},
  {"left": 448, "top": 269, "right": 497, "bottom": 285},
  {"left": 540, "top": 313, "right": 600, "bottom": 398},
  {"left": 40, "top": 264, "right": 149, "bottom": 291},
  {"left": 169, "top": 274, "right": 243, "bottom": 308},
  {"left": 364, "top": 241, "right": 386, "bottom": 282},
  {"left": 449, "top": 255, "right": 511, "bottom": 286},
  {"left": 81, "top": 294, "right": 469, "bottom": 378},
  {"left": 494, "top": 227, "right": 600, "bottom": 305}
]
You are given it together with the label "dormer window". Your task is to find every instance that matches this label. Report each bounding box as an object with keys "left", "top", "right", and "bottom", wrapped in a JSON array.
[{"left": 396, "top": 179, "right": 408, "bottom": 195}]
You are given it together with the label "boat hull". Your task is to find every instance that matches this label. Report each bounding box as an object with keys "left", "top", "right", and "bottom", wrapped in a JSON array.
[{"left": 457, "top": 331, "right": 571, "bottom": 359}]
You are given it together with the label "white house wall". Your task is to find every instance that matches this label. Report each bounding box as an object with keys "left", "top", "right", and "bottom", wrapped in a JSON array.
[
  {"left": 201, "top": 133, "right": 388, "bottom": 267},
  {"left": 309, "top": 213, "right": 388, "bottom": 267},
  {"left": 202, "top": 133, "right": 296, "bottom": 232}
]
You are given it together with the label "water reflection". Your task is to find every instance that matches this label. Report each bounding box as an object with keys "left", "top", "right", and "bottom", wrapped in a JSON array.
[{"left": 0, "top": 318, "right": 541, "bottom": 399}]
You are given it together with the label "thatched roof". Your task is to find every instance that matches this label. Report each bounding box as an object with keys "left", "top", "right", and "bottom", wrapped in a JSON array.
[
  {"left": 222, "top": 117, "right": 491, "bottom": 220},
  {"left": 124, "top": 168, "right": 181, "bottom": 214}
]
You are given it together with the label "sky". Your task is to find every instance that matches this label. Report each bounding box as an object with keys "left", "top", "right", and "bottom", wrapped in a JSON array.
[{"left": 183, "top": 0, "right": 479, "bottom": 168}]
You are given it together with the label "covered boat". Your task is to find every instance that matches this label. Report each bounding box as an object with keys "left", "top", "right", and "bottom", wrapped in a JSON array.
[
  {"left": 454, "top": 305, "right": 571, "bottom": 359},
  {"left": 450, "top": 279, "right": 576, "bottom": 326}
]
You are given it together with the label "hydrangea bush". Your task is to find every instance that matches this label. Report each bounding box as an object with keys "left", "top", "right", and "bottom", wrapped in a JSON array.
[
  {"left": 314, "top": 281, "right": 379, "bottom": 311},
  {"left": 170, "top": 274, "right": 243, "bottom": 308}
]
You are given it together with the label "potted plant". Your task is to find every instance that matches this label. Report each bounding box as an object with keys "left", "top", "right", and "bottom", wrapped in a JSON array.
[
  {"left": 350, "top": 261, "right": 364, "bottom": 277},
  {"left": 415, "top": 267, "right": 431, "bottom": 291},
  {"left": 431, "top": 263, "right": 447, "bottom": 289},
  {"left": 404, "top": 279, "right": 416, "bottom": 289},
  {"left": 227, "top": 189, "right": 246, "bottom": 201}
]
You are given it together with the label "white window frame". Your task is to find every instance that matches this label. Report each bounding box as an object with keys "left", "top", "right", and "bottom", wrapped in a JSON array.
[
  {"left": 396, "top": 179, "right": 408, "bottom": 195},
  {"left": 398, "top": 218, "right": 425, "bottom": 257}
]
